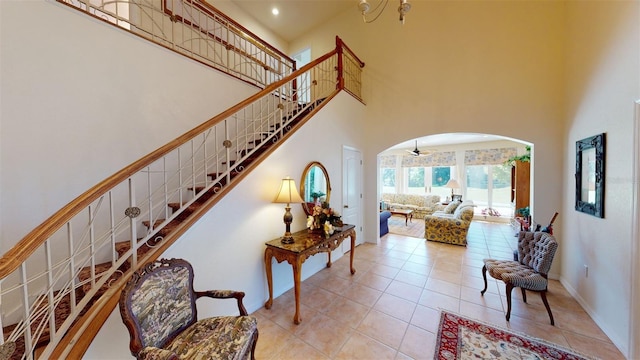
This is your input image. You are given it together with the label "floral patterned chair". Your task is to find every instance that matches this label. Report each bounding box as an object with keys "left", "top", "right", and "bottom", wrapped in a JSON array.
[
  {"left": 424, "top": 200, "right": 475, "bottom": 246},
  {"left": 481, "top": 231, "right": 558, "bottom": 325},
  {"left": 119, "top": 258, "right": 258, "bottom": 360}
]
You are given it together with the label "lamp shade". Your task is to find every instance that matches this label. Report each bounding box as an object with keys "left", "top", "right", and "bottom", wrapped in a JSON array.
[
  {"left": 273, "top": 177, "right": 304, "bottom": 204},
  {"left": 445, "top": 179, "right": 460, "bottom": 189}
]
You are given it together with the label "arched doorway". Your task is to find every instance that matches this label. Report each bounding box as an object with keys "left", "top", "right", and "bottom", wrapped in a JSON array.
[{"left": 377, "top": 133, "right": 532, "bottom": 224}]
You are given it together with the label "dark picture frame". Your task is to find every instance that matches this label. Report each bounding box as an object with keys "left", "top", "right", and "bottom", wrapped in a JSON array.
[
  {"left": 452, "top": 194, "right": 462, "bottom": 202},
  {"left": 575, "top": 133, "right": 605, "bottom": 218}
]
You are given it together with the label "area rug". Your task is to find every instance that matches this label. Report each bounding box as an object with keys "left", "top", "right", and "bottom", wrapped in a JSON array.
[
  {"left": 387, "top": 216, "right": 424, "bottom": 238},
  {"left": 434, "top": 311, "right": 592, "bottom": 360}
]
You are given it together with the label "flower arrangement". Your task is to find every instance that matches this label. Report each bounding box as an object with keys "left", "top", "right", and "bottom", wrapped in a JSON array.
[{"left": 307, "top": 201, "right": 342, "bottom": 236}]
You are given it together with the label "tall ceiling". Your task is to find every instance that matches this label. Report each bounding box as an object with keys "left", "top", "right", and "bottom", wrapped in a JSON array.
[
  {"left": 231, "top": 0, "right": 355, "bottom": 43},
  {"left": 226, "top": 1, "right": 520, "bottom": 152}
]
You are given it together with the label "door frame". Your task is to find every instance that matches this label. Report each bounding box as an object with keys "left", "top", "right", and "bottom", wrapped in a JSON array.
[
  {"left": 342, "top": 145, "right": 363, "bottom": 251},
  {"left": 629, "top": 100, "right": 640, "bottom": 359}
]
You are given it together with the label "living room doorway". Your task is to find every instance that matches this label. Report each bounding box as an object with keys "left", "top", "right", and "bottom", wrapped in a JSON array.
[{"left": 378, "top": 133, "right": 532, "bottom": 225}]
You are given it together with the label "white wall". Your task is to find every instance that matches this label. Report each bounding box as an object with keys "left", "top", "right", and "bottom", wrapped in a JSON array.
[
  {"left": 563, "top": 1, "right": 640, "bottom": 356},
  {"left": 0, "top": 1, "right": 258, "bottom": 252}
]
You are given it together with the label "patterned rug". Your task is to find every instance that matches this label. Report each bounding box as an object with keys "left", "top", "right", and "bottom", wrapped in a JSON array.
[
  {"left": 387, "top": 215, "right": 424, "bottom": 238},
  {"left": 434, "top": 311, "right": 592, "bottom": 360}
]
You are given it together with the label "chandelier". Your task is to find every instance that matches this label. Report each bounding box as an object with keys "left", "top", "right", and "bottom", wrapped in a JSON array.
[{"left": 358, "top": 0, "right": 411, "bottom": 24}]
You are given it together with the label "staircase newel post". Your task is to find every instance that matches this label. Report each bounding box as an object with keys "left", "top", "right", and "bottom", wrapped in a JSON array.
[{"left": 336, "top": 36, "right": 344, "bottom": 90}]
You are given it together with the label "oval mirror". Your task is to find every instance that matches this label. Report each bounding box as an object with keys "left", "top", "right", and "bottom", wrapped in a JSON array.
[{"left": 300, "top": 161, "right": 331, "bottom": 216}]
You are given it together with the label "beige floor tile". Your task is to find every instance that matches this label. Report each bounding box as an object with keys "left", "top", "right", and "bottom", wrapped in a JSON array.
[
  {"left": 324, "top": 295, "right": 371, "bottom": 328},
  {"left": 334, "top": 332, "right": 397, "bottom": 360},
  {"left": 562, "top": 331, "right": 626, "bottom": 360},
  {"left": 424, "top": 277, "right": 461, "bottom": 298},
  {"left": 357, "top": 309, "right": 409, "bottom": 349},
  {"left": 418, "top": 289, "right": 460, "bottom": 313},
  {"left": 374, "top": 293, "right": 417, "bottom": 322},
  {"left": 429, "top": 268, "right": 462, "bottom": 284},
  {"left": 386, "top": 280, "right": 423, "bottom": 302},
  {"left": 294, "top": 312, "right": 354, "bottom": 357},
  {"left": 355, "top": 270, "right": 393, "bottom": 291},
  {"left": 394, "top": 269, "right": 428, "bottom": 287},
  {"left": 272, "top": 337, "right": 331, "bottom": 360},
  {"left": 410, "top": 304, "right": 441, "bottom": 333},
  {"left": 398, "top": 324, "right": 436, "bottom": 360},
  {"left": 343, "top": 282, "right": 383, "bottom": 307}
]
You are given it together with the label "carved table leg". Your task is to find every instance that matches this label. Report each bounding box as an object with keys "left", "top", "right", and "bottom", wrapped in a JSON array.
[
  {"left": 264, "top": 248, "right": 274, "bottom": 309},
  {"left": 350, "top": 231, "right": 356, "bottom": 274},
  {"left": 292, "top": 257, "right": 303, "bottom": 324},
  {"left": 326, "top": 249, "right": 332, "bottom": 268}
]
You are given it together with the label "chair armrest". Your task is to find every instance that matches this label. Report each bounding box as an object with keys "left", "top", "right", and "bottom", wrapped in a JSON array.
[
  {"left": 195, "top": 290, "right": 248, "bottom": 316},
  {"left": 139, "top": 346, "right": 179, "bottom": 360},
  {"left": 425, "top": 216, "right": 470, "bottom": 230}
]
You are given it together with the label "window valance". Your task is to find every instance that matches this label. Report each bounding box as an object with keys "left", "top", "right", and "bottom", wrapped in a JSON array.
[
  {"left": 464, "top": 148, "right": 517, "bottom": 166},
  {"left": 401, "top": 151, "right": 456, "bottom": 167},
  {"left": 380, "top": 155, "right": 397, "bottom": 168}
]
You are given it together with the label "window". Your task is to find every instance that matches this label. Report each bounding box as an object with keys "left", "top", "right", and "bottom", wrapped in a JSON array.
[
  {"left": 406, "top": 167, "right": 424, "bottom": 194},
  {"left": 381, "top": 168, "right": 396, "bottom": 193},
  {"left": 398, "top": 166, "right": 453, "bottom": 196},
  {"left": 466, "top": 164, "right": 513, "bottom": 217}
]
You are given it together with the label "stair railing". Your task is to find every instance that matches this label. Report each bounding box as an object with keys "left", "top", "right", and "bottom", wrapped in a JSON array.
[
  {"left": 0, "top": 36, "right": 363, "bottom": 360},
  {"left": 57, "top": 0, "right": 295, "bottom": 88}
]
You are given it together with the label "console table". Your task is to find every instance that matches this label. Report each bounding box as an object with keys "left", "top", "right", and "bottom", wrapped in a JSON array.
[{"left": 264, "top": 224, "right": 356, "bottom": 324}]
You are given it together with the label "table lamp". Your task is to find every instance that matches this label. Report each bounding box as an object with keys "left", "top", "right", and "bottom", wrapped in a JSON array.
[
  {"left": 445, "top": 179, "right": 460, "bottom": 199},
  {"left": 273, "top": 177, "right": 304, "bottom": 244}
]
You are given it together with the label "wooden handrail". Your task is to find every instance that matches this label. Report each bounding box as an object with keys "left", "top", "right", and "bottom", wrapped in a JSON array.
[
  {"left": 336, "top": 35, "right": 365, "bottom": 68},
  {"left": 0, "top": 43, "right": 342, "bottom": 279},
  {"left": 163, "top": 0, "right": 294, "bottom": 74},
  {"left": 184, "top": 0, "right": 293, "bottom": 66}
]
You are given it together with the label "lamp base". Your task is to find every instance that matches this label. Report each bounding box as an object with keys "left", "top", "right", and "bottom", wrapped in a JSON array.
[{"left": 281, "top": 235, "right": 294, "bottom": 244}]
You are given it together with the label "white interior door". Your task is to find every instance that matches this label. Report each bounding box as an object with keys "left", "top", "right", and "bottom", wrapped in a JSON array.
[{"left": 342, "top": 146, "right": 363, "bottom": 252}]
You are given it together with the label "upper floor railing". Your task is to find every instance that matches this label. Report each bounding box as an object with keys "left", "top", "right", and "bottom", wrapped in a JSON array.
[
  {"left": 0, "top": 36, "right": 363, "bottom": 360},
  {"left": 57, "top": 0, "right": 296, "bottom": 88}
]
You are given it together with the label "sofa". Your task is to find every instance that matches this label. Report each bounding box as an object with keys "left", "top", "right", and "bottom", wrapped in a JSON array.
[
  {"left": 380, "top": 211, "right": 392, "bottom": 236},
  {"left": 380, "top": 193, "right": 442, "bottom": 219},
  {"left": 424, "top": 200, "right": 475, "bottom": 246}
]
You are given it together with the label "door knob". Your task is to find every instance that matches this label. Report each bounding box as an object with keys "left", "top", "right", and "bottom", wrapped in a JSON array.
[{"left": 343, "top": 205, "right": 349, "bottom": 208}]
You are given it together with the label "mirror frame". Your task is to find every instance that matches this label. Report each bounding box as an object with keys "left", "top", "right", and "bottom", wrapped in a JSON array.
[
  {"left": 300, "top": 161, "right": 331, "bottom": 216},
  {"left": 575, "top": 133, "right": 605, "bottom": 218}
]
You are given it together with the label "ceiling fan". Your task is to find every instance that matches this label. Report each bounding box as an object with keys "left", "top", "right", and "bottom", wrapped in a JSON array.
[{"left": 405, "top": 140, "right": 432, "bottom": 157}]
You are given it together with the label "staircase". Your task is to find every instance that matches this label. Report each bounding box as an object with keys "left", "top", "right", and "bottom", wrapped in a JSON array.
[{"left": 0, "top": 37, "right": 364, "bottom": 359}]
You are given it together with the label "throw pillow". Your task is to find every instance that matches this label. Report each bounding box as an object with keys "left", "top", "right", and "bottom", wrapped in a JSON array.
[{"left": 444, "top": 201, "right": 461, "bottom": 214}]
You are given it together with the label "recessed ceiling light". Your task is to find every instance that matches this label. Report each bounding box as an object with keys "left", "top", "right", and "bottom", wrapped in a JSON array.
[{"left": 272, "top": 7, "right": 279, "bottom": 16}]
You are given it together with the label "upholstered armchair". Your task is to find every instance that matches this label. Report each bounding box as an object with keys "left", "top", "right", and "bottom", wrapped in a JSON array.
[
  {"left": 424, "top": 200, "right": 475, "bottom": 246},
  {"left": 481, "top": 231, "right": 558, "bottom": 325},
  {"left": 119, "top": 258, "right": 258, "bottom": 359}
]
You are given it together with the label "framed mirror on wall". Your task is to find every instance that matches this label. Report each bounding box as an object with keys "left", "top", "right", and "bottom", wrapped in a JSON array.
[
  {"left": 575, "top": 133, "right": 606, "bottom": 218},
  {"left": 300, "top": 161, "right": 331, "bottom": 216}
]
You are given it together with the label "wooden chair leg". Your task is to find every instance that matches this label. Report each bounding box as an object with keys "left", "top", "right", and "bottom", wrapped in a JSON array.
[
  {"left": 505, "top": 283, "right": 514, "bottom": 321},
  {"left": 480, "top": 265, "right": 488, "bottom": 295},
  {"left": 521, "top": 288, "right": 527, "bottom": 303},
  {"left": 540, "top": 290, "right": 555, "bottom": 326}
]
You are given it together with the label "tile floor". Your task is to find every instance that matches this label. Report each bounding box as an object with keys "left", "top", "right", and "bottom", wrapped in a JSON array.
[{"left": 253, "top": 221, "right": 625, "bottom": 359}]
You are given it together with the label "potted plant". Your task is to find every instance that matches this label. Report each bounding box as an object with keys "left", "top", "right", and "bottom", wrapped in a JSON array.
[
  {"left": 310, "top": 190, "right": 325, "bottom": 203},
  {"left": 504, "top": 145, "right": 531, "bottom": 167}
]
